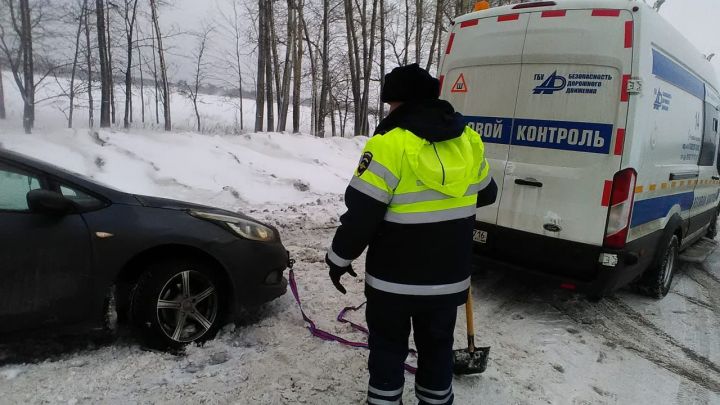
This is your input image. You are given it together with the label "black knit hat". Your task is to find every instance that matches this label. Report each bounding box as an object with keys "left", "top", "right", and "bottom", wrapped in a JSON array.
[{"left": 381, "top": 63, "right": 440, "bottom": 103}]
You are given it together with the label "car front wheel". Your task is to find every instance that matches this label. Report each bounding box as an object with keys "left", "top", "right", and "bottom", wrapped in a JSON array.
[{"left": 131, "top": 259, "right": 225, "bottom": 349}]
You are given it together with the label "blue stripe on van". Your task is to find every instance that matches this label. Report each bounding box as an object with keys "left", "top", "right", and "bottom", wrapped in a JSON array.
[
  {"left": 630, "top": 192, "right": 694, "bottom": 228},
  {"left": 512, "top": 119, "right": 612, "bottom": 154},
  {"left": 463, "top": 116, "right": 613, "bottom": 154},
  {"left": 464, "top": 116, "right": 513, "bottom": 145},
  {"left": 652, "top": 49, "right": 705, "bottom": 100}
]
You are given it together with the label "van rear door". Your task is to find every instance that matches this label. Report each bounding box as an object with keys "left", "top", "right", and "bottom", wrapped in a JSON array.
[
  {"left": 440, "top": 13, "right": 531, "bottom": 225},
  {"left": 495, "top": 8, "right": 634, "bottom": 246}
]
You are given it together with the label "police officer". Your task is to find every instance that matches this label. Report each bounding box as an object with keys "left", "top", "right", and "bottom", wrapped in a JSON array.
[{"left": 325, "top": 64, "right": 497, "bottom": 405}]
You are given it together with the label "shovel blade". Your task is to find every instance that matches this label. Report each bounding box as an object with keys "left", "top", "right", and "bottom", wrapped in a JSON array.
[{"left": 452, "top": 346, "right": 490, "bottom": 375}]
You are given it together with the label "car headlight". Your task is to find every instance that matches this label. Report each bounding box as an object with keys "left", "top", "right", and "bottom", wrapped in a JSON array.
[{"left": 190, "top": 211, "right": 277, "bottom": 242}]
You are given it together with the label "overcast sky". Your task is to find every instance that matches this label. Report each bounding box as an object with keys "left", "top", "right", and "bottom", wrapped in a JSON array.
[
  {"left": 159, "top": 0, "right": 720, "bottom": 84},
  {"left": 660, "top": 0, "right": 720, "bottom": 80}
]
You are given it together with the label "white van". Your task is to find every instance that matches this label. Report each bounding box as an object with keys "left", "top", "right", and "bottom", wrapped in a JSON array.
[{"left": 439, "top": 0, "right": 720, "bottom": 298}]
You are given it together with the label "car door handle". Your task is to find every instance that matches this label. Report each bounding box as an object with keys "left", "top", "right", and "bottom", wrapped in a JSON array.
[
  {"left": 669, "top": 172, "right": 699, "bottom": 181},
  {"left": 515, "top": 178, "right": 543, "bottom": 188}
]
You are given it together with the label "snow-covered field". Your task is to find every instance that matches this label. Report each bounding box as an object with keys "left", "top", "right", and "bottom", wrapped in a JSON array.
[{"left": 1, "top": 73, "right": 720, "bottom": 405}]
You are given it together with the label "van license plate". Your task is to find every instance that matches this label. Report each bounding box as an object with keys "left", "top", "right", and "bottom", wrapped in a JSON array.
[{"left": 473, "top": 230, "right": 488, "bottom": 244}]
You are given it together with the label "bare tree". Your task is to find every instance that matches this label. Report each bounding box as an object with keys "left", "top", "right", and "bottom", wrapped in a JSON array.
[
  {"left": 266, "top": 0, "right": 285, "bottom": 131},
  {"left": 106, "top": 0, "right": 116, "bottom": 124},
  {"left": 121, "top": 0, "right": 139, "bottom": 129},
  {"left": 379, "top": 0, "right": 385, "bottom": 118},
  {"left": 298, "top": 1, "right": 317, "bottom": 134},
  {"left": 426, "top": 0, "right": 443, "bottom": 72},
  {"left": 150, "top": 20, "right": 159, "bottom": 124},
  {"left": 403, "top": 0, "right": 410, "bottom": 64},
  {"left": 68, "top": 0, "right": 88, "bottom": 128},
  {"left": 0, "top": 0, "right": 36, "bottom": 132},
  {"left": 264, "top": 0, "right": 274, "bottom": 131},
  {"left": 277, "top": 0, "right": 295, "bottom": 132},
  {"left": 254, "top": 0, "right": 266, "bottom": 131},
  {"left": 343, "top": 0, "right": 379, "bottom": 136},
  {"left": 179, "top": 27, "right": 212, "bottom": 132},
  {"left": 316, "top": 0, "right": 331, "bottom": 136},
  {"left": 19, "top": 0, "right": 33, "bottom": 132},
  {"left": 84, "top": 0, "right": 94, "bottom": 127},
  {"left": 218, "top": 0, "right": 246, "bottom": 131},
  {"left": 136, "top": 26, "right": 144, "bottom": 123},
  {"left": 415, "top": 0, "right": 422, "bottom": 63},
  {"left": 150, "top": 0, "right": 170, "bottom": 130},
  {"left": 96, "top": 0, "right": 111, "bottom": 127},
  {"left": 0, "top": 61, "right": 5, "bottom": 120},
  {"left": 292, "top": 0, "right": 303, "bottom": 133},
  {"left": 342, "top": 0, "right": 359, "bottom": 134}
]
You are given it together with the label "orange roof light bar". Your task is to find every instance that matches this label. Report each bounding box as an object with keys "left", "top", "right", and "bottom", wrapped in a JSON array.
[{"left": 473, "top": 0, "right": 490, "bottom": 11}]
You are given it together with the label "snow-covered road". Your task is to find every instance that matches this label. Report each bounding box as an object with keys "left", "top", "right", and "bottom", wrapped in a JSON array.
[{"left": 1, "top": 130, "right": 719, "bottom": 404}]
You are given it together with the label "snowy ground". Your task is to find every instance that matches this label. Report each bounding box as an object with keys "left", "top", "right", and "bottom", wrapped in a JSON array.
[{"left": 0, "top": 128, "right": 718, "bottom": 405}]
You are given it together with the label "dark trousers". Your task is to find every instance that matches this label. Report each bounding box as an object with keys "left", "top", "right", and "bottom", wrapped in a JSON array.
[{"left": 365, "top": 300, "right": 458, "bottom": 405}]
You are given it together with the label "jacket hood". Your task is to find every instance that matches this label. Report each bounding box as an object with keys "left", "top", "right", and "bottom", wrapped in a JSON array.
[
  {"left": 373, "top": 99, "right": 466, "bottom": 142},
  {"left": 374, "top": 100, "right": 482, "bottom": 198}
]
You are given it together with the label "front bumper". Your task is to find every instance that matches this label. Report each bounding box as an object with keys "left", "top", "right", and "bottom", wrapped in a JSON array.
[
  {"left": 472, "top": 222, "right": 661, "bottom": 296},
  {"left": 211, "top": 238, "right": 291, "bottom": 315}
]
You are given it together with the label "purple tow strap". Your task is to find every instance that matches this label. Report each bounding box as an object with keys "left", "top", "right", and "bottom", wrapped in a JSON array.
[{"left": 288, "top": 269, "right": 417, "bottom": 374}]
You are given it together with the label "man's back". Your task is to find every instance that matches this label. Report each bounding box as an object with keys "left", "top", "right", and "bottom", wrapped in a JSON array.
[
  {"left": 358, "top": 99, "right": 491, "bottom": 308},
  {"left": 324, "top": 63, "right": 497, "bottom": 405}
]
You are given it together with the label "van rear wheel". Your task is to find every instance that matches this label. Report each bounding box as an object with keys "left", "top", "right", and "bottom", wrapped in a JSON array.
[
  {"left": 638, "top": 234, "right": 679, "bottom": 299},
  {"left": 707, "top": 208, "right": 718, "bottom": 239}
]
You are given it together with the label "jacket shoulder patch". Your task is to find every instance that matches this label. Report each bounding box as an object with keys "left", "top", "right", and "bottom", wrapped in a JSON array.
[{"left": 357, "top": 152, "right": 373, "bottom": 176}]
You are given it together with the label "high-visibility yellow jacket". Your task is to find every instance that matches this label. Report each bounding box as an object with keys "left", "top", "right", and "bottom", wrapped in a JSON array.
[{"left": 328, "top": 100, "right": 496, "bottom": 307}]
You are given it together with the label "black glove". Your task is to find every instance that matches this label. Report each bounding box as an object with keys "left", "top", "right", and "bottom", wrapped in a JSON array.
[{"left": 326, "top": 254, "right": 357, "bottom": 294}]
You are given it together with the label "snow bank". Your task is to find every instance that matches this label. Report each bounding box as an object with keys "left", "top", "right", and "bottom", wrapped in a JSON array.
[{"left": 0, "top": 128, "right": 365, "bottom": 210}]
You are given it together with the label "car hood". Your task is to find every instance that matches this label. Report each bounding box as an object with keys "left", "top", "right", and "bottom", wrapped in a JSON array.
[{"left": 133, "top": 195, "right": 253, "bottom": 220}]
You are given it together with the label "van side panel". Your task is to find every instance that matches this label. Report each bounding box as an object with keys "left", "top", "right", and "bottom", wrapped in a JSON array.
[
  {"left": 690, "top": 89, "right": 720, "bottom": 238},
  {"left": 627, "top": 8, "right": 720, "bottom": 246}
]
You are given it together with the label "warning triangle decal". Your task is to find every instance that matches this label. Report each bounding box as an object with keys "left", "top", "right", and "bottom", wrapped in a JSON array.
[{"left": 451, "top": 73, "right": 468, "bottom": 93}]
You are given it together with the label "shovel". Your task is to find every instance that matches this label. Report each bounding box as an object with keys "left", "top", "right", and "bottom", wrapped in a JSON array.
[{"left": 453, "top": 286, "right": 490, "bottom": 375}]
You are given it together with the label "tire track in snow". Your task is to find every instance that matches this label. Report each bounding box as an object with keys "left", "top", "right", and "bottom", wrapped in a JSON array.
[
  {"left": 685, "top": 263, "right": 720, "bottom": 310},
  {"left": 671, "top": 291, "right": 715, "bottom": 312},
  {"left": 550, "top": 294, "right": 720, "bottom": 394},
  {"left": 677, "top": 379, "right": 711, "bottom": 405}
]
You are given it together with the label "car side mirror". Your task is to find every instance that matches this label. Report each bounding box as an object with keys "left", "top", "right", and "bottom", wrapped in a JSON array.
[{"left": 26, "top": 189, "right": 75, "bottom": 215}]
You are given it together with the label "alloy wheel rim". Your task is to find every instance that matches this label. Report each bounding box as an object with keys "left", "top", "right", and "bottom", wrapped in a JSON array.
[{"left": 156, "top": 270, "right": 218, "bottom": 343}]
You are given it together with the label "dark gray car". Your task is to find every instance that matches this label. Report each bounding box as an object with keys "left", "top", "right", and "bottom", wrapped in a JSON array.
[{"left": 0, "top": 148, "right": 290, "bottom": 348}]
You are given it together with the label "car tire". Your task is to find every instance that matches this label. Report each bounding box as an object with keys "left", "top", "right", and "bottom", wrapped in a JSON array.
[
  {"left": 131, "top": 258, "right": 225, "bottom": 349},
  {"left": 638, "top": 234, "right": 679, "bottom": 299},
  {"left": 707, "top": 207, "right": 718, "bottom": 239}
]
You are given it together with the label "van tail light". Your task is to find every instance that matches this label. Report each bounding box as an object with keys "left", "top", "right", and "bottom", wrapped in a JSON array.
[
  {"left": 512, "top": 1, "right": 556, "bottom": 9},
  {"left": 603, "top": 168, "right": 637, "bottom": 249}
]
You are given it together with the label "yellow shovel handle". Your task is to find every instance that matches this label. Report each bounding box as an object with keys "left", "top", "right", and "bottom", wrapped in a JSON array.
[{"left": 465, "top": 286, "right": 475, "bottom": 351}]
